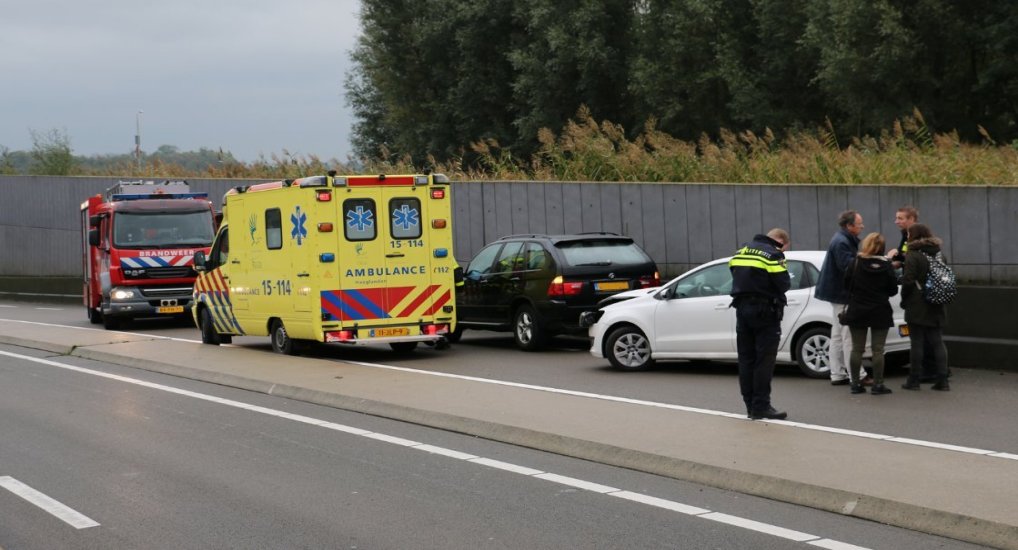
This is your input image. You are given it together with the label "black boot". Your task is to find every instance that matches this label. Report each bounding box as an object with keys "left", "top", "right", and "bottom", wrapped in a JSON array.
[
  {"left": 870, "top": 384, "right": 893, "bottom": 395},
  {"left": 931, "top": 381, "right": 951, "bottom": 391},
  {"left": 850, "top": 383, "right": 867, "bottom": 394},
  {"left": 901, "top": 379, "right": 920, "bottom": 390}
]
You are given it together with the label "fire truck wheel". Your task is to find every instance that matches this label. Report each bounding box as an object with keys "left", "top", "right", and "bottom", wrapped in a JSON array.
[
  {"left": 199, "top": 308, "right": 222, "bottom": 346},
  {"left": 389, "top": 342, "right": 418, "bottom": 353},
  {"left": 102, "top": 313, "right": 121, "bottom": 330},
  {"left": 88, "top": 307, "right": 102, "bottom": 324},
  {"left": 270, "top": 319, "right": 297, "bottom": 355}
]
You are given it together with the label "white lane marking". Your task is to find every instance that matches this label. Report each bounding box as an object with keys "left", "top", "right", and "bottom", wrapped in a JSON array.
[
  {"left": 0, "top": 318, "right": 1011, "bottom": 461},
  {"left": 0, "top": 305, "right": 18, "bottom": 308},
  {"left": 702, "top": 512, "right": 818, "bottom": 541},
  {"left": 611, "top": 490, "right": 711, "bottom": 515},
  {"left": 0, "top": 476, "right": 100, "bottom": 529},
  {"left": 34, "top": 308, "right": 63, "bottom": 311},
  {"left": 809, "top": 539, "right": 873, "bottom": 550},
  {"left": 534, "top": 473, "right": 618, "bottom": 493},
  {"left": 2, "top": 349, "right": 866, "bottom": 548}
]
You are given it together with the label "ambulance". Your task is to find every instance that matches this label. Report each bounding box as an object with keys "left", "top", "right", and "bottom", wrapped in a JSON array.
[{"left": 192, "top": 172, "right": 457, "bottom": 354}]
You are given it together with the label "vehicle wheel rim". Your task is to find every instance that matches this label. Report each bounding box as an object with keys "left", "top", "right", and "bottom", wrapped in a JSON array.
[
  {"left": 275, "top": 326, "right": 288, "bottom": 349},
  {"left": 516, "top": 312, "right": 533, "bottom": 344},
  {"left": 801, "top": 334, "right": 830, "bottom": 374},
  {"left": 612, "top": 332, "right": 649, "bottom": 368}
]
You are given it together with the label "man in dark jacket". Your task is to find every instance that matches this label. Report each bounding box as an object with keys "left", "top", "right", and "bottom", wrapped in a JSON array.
[
  {"left": 730, "top": 228, "right": 791, "bottom": 420},
  {"left": 887, "top": 205, "right": 943, "bottom": 383},
  {"left": 815, "top": 210, "right": 870, "bottom": 386}
]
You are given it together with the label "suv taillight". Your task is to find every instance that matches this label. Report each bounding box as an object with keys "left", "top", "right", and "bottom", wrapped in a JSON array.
[
  {"left": 639, "top": 272, "right": 661, "bottom": 288},
  {"left": 548, "top": 276, "right": 584, "bottom": 296}
]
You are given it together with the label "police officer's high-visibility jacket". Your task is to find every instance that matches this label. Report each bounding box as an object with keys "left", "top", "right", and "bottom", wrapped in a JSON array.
[{"left": 728, "top": 234, "right": 791, "bottom": 305}]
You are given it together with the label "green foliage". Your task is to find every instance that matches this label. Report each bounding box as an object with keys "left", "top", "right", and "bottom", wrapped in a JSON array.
[
  {"left": 346, "top": 0, "right": 1018, "bottom": 169},
  {"left": 29, "top": 128, "right": 75, "bottom": 175}
]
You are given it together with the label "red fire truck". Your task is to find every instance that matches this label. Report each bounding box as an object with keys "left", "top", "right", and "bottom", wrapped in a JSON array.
[{"left": 81, "top": 180, "right": 216, "bottom": 329}]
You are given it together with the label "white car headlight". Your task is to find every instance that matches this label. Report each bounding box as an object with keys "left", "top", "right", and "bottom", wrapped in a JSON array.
[{"left": 111, "top": 288, "right": 137, "bottom": 300}]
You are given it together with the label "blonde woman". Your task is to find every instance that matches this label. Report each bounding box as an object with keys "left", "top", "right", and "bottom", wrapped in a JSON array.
[{"left": 841, "top": 233, "right": 898, "bottom": 395}]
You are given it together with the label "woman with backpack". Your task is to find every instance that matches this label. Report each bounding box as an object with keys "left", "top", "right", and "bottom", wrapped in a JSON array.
[
  {"left": 842, "top": 232, "right": 898, "bottom": 395},
  {"left": 900, "top": 223, "right": 950, "bottom": 391}
]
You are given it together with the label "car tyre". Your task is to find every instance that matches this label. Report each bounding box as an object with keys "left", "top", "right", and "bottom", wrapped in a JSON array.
[
  {"left": 795, "top": 326, "right": 831, "bottom": 379},
  {"left": 390, "top": 341, "right": 419, "bottom": 353},
  {"left": 270, "top": 319, "right": 297, "bottom": 355},
  {"left": 606, "top": 325, "right": 655, "bottom": 371},
  {"left": 87, "top": 307, "right": 103, "bottom": 324},
  {"left": 199, "top": 307, "right": 222, "bottom": 345},
  {"left": 513, "top": 304, "right": 546, "bottom": 351},
  {"left": 102, "top": 312, "right": 121, "bottom": 330}
]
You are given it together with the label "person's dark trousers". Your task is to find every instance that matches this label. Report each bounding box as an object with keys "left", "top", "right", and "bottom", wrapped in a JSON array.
[
  {"left": 920, "top": 338, "right": 941, "bottom": 381},
  {"left": 907, "top": 324, "right": 949, "bottom": 385},
  {"left": 736, "top": 302, "right": 782, "bottom": 413}
]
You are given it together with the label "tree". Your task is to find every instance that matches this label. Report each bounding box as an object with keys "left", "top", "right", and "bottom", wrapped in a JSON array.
[
  {"left": 509, "top": 0, "right": 637, "bottom": 153},
  {"left": 29, "top": 128, "right": 75, "bottom": 175}
]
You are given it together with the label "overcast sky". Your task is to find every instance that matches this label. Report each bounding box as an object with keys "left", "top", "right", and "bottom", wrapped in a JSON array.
[{"left": 1, "top": 0, "right": 361, "bottom": 162}]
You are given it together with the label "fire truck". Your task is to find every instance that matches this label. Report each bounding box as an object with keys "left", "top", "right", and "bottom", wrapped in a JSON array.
[{"left": 81, "top": 180, "right": 217, "bottom": 329}]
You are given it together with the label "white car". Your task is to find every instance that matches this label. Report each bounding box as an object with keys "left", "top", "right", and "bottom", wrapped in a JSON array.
[{"left": 586, "top": 251, "right": 910, "bottom": 377}]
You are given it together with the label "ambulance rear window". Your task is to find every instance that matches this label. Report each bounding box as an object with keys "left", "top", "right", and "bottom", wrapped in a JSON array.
[
  {"left": 389, "top": 198, "right": 422, "bottom": 239},
  {"left": 266, "top": 208, "right": 282, "bottom": 249},
  {"left": 344, "top": 199, "right": 376, "bottom": 241}
]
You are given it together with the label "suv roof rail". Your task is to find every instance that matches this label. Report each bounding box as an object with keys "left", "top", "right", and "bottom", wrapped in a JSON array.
[
  {"left": 575, "top": 231, "right": 621, "bottom": 236},
  {"left": 498, "top": 233, "right": 550, "bottom": 240}
]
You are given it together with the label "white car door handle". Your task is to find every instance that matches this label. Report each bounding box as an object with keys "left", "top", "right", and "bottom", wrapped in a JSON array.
[{"left": 714, "top": 302, "right": 730, "bottom": 310}]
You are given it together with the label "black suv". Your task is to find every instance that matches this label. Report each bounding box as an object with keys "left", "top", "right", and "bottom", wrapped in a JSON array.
[{"left": 449, "top": 233, "right": 660, "bottom": 350}]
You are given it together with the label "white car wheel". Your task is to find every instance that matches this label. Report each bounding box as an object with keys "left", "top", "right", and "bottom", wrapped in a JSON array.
[
  {"left": 796, "top": 326, "right": 831, "bottom": 378},
  {"left": 606, "top": 326, "right": 655, "bottom": 371}
]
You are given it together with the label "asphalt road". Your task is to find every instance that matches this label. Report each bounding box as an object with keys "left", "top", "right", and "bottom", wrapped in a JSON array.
[
  {"left": 3, "top": 299, "right": 1016, "bottom": 458},
  {"left": 0, "top": 340, "right": 987, "bottom": 549}
]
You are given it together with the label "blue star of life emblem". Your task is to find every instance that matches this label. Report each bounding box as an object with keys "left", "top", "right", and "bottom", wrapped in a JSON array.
[
  {"left": 291, "top": 206, "right": 308, "bottom": 246},
  {"left": 347, "top": 206, "right": 374, "bottom": 232},
  {"left": 393, "top": 204, "right": 419, "bottom": 231}
]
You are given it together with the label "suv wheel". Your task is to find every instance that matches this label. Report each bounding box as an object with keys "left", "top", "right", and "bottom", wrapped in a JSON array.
[
  {"left": 606, "top": 326, "right": 655, "bottom": 371},
  {"left": 513, "top": 305, "right": 545, "bottom": 351},
  {"left": 796, "top": 326, "right": 831, "bottom": 378}
]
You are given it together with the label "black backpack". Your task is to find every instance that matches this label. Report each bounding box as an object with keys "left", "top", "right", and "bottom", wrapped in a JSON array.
[{"left": 922, "top": 251, "right": 957, "bottom": 305}]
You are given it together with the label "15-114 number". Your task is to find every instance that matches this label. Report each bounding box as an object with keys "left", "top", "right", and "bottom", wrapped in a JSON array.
[{"left": 262, "top": 279, "right": 291, "bottom": 295}]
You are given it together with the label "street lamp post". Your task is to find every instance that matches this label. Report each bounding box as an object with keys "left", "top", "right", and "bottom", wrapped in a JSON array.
[{"left": 135, "top": 110, "right": 144, "bottom": 171}]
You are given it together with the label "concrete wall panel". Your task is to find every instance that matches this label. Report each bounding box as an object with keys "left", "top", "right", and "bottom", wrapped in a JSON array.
[
  {"left": 710, "top": 186, "right": 738, "bottom": 257},
  {"left": 526, "top": 182, "right": 548, "bottom": 235},
  {"left": 639, "top": 185, "right": 667, "bottom": 269},
  {"left": 562, "top": 183, "right": 582, "bottom": 233},
  {"left": 544, "top": 183, "right": 565, "bottom": 235},
  {"left": 661, "top": 185, "right": 689, "bottom": 272},
  {"left": 946, "top": 187, "right": 989, "bottom": 264},
  {"left": 599, "top": 183, "right": 623, "bottom": 236},
  {"left": 787, "top": 186, "right": 822, "bottom": 250},
  {"left": 580, "top": 183, "right": 602, "bottom": 233},
  {"left": 988, "top": 187, "right": 1018, "bottom": 264},
  {"left": 733, "top": 185, "right": 763, "bottom": 246},
  {"left": 494, "top": 183, "right": 513, "bottom": 239},
  {"left": 760, "top": 186, "right": 791, "bottom": 239},
  {"left": 685, "top": 185, "right": 712, "bottom": 265}
]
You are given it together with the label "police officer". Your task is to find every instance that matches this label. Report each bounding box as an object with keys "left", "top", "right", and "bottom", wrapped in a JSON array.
[{"left": 729, "top": 228, "right": 791, "bottom": 420}]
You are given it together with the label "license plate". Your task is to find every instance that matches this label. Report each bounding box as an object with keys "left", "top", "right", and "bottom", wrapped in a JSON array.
[
  {"left": 157, "top": 306, "right": 184, "bottom": 314},
  {"left": 370, "top": 327, "right": 411, "bottom": 338},
  {"left": 595, "top": 281, "right": 629, "bottom": 292},
  {"left": 898, "top": 324, "right": 909, "bottom": 337}
]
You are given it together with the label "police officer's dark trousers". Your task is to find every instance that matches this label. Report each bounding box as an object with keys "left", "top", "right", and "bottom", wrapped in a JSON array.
[{"left": 736, "top": 301, "right": 782, "bottom": 413}]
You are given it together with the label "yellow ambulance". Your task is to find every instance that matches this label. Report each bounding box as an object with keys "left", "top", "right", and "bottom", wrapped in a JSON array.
[{"left": 191, "top": 172, "right": 457, "bottom": 354}]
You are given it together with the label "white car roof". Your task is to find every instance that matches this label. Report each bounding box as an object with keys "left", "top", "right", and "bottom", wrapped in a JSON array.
[{"left": 705, "top": 249, "right": 826, "bottom": 268}]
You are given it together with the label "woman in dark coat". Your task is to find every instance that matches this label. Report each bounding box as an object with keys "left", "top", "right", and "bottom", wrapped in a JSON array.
[
  {"left": 843, "top": 233, "right": 898, "bottom": 395},
  {"left": 900, "top": 223, "right": 950, "bottom": 391}
]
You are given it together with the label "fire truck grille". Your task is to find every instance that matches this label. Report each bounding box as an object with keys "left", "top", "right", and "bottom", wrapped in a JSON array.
[
  {"left": 144, "top": 266, "right": 195, "bottom": 279},
  {"left": 140, "top": 286, "right": 193, "bottom": 298}
]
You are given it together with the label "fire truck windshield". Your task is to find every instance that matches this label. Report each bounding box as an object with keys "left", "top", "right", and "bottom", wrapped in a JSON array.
[{"left": 113, "top": 211, "right": 215, "bottom": 248}]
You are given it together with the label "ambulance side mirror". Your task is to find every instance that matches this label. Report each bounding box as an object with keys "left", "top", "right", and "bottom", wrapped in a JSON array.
[
  {"left": 453, "top": 266, "right": 464, "bottom": 285},
  {"left": 193, "top": 251, "right": 207, "bottom": 272},
  {"left": 88, "top": 229, "right": 100, "bottom": 247}
]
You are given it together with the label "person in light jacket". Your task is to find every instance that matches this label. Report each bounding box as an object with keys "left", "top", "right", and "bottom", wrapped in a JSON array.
[{"left": 842, "top": 233, "right": 898, "bottom": 395}]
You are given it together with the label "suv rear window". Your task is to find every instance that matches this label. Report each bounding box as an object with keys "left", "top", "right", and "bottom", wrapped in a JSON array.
[{"left": 556, "top": 240, "right": 651, "bottom": 267}]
